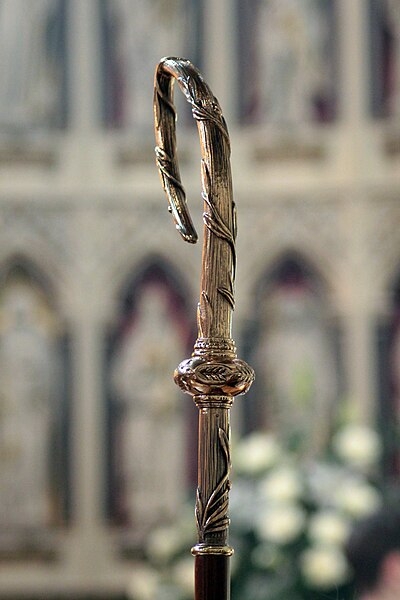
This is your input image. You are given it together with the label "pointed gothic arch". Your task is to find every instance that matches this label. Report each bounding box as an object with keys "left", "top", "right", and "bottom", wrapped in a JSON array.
[{"left": 0, "top": 255, "right": 56, "bottom": 302}]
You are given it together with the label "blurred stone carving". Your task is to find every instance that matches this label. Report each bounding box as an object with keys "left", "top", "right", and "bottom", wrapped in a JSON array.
[
  {"left": 253, "top": 261, "right": 338, "bottom": 453},
  {"left": 105, "top": 0, "right": 187, "bottom": 130},
  {"left": 0, "top": 270, "right": 60, "bottom": 531},
  {"left": 111, "top": 282, "right": 187, "bottom": 534},
  {"left": 257, "top": 0, "right": 330, "bottom": 127},
  {"left": 0, "top": 0, "right": 64, "bottom": 132}
]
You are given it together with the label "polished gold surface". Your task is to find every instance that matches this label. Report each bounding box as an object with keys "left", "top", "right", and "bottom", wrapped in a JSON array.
[{"left": 154, "top": 57, "right": 254, "bottom": 556}]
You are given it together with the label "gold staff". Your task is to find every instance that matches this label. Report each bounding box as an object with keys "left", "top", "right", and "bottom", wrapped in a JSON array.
[{"left": 154, "top": 57, "right": 254, "bottom": 600}]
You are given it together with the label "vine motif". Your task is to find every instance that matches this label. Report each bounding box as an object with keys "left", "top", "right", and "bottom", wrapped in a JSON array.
[
  {"left": 155, "top": 63, "right": 229, "bottom": 146},
  {"left": 195, "top": 363, "right": 236, "bottom": 385},
  {"left": 155, "top": 58, "right": 237, "bottom": 314},
  {"left": 197, "top": 291, "right": 212, "bottom": 338},
  {"left": 201, "top": 159, "right": 236, "bottom": 311},
  {"left": 154, "top": 79, "right": 176, "bottom": 128},
  {"left": 155, "top": 146, "right": 185, "bottom": 196},
  {"left": 195, "top": 427, "right": 231, "bottom": 543},
  {"left": 177, "top": 71, "right": 230, "bottom": 145}
]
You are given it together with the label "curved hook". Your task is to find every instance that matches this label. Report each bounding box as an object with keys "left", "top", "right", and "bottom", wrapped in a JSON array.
[
  {"left": 154, "top": 57, "right": 236, "bottom": 340},
  {"left": 154, "top": 57, "right": 232, "bottom": 245}
]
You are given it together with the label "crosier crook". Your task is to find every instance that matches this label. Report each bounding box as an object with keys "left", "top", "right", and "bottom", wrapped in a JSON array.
[{"left": 154, "top": 57, "right": 254, "bottom": 600}]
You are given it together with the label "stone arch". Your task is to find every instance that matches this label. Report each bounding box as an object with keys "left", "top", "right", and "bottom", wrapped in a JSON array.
[
  {"left": 102, "top": 233, "right": 199, "bottom": 324},
  {"left": 0, "top": 238, "right": 67, "bottom": 315},
  {"left": 115, "top": 253, "right": 193, "bottom": 331},
  {"left": 0, "top": 254, "right": 56, "bottom": 308},
  {"left": 247, "top": 245, "right": 336, "bottom": 312}
]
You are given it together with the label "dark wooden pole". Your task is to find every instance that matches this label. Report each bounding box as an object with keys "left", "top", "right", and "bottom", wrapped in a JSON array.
[
  {"left": 195, "top": 555, "right": 230, "bottom": 600},
  {"left": 154, "top": 57, "right": 254, "bottom": 600}
]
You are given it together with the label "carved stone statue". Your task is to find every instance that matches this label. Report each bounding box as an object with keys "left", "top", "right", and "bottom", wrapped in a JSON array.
[
  {"left": 257, "top": 0, "right": 329, "bottom": 126},
  {"left": 0, "top": 0, "right": 62, "bottom": 131},
  {"left": 256, "top": 280, "right": 337, "bottom": 452},
  {"left": 108, "top": 0, "right": 186, "bottom": 129},
  {"left": 111, "top": 283, "right": 186, "bottom": 532},
  {"left": 0, "top": 276, "right": 59, "bottom": 528}
]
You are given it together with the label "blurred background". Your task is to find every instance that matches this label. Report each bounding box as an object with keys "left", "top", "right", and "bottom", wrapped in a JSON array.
[{"left": 0, "top": 0, "right": 398, "bottom": 598}]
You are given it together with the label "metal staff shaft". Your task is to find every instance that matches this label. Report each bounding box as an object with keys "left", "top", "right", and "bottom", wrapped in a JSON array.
[{"left": 154, "top": 57, "right": 254, "bottom": 600}]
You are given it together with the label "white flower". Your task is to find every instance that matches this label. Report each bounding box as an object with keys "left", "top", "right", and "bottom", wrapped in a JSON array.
[
  {"left": 173, "top": 558, "right": 194, "bottom": 594},
  {"left": 127, "top": 567, "right": 159, "bottom": 600},
  {"left": 230, "top": 479, "right": 259, "bottom": 530},
  {"left": 334, "top": 481, "right": 381, "bottom": 518},
  {"left": 234, "top": 433, "right": 281, "bottom": 475},
  {"left": 308, "top": 511, "right": 350, "bottom": 546},
  {"left": 307, "top": 462, "right": 349, "bottom": 507},
  {"left": 301, "top": 545, "right": 350, "bottom": 589},
  {"left": 146, "top": 526, "right": 183, "bottom": 563},
  {"left": 257, "top": 504, "right": 305, "bottom": 544},
  {"left": 259, "top": 466, "right": 302, "bottom": 503},
  {"left": 333, "top": 425, "right": 381, "bottom": 469},
  {"left": 251, "top": 543, "right": 282, "bottom": 569}
]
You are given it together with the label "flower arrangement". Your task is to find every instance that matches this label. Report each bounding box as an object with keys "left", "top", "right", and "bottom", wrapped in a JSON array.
[
  {"left": 229, "top": 423, "right": 382, "bottom": 600},
  {"left": 127, "top": 423, "right": 383, "bottom": 600},
  {"left": 127, "top": 504, "right": 196, "bottom": 600}
]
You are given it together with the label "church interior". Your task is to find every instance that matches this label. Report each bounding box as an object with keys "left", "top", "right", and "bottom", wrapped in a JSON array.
[{"left": 0, "top": 1, "right": 399, "bottom": 598}]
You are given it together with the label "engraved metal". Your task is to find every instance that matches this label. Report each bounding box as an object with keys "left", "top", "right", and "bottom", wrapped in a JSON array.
[{"left": 154, "top": 57, "right": 254, "bottom": 560}]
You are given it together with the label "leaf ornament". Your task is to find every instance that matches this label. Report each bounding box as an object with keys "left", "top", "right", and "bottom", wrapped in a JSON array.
[{"left": 195, "top": 427, "right": 231, "bottom": 542}]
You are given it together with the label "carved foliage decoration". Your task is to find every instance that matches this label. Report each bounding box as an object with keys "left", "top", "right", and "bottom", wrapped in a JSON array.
[{"left": 195, "top": 427, "right": 231, "bottom": 542}]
